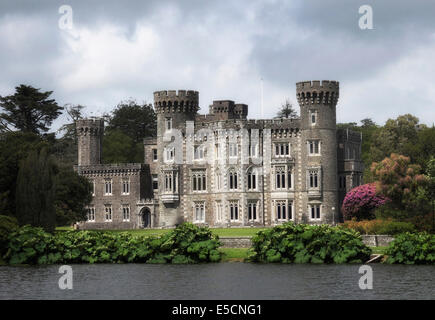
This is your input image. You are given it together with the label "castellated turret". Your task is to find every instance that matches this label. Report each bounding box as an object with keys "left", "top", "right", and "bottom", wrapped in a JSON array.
[
  {"left": 154, "top": 90, "right": 199, "bottom": 137},
  {"left": 153, "top": 90, "right": 199, "bottom": 227},
  {"left": 296, "top": 81, "right": 339, "bottom": 224},
  {"left": 76, "top": 118, "right": 104, "bottom": 166}
]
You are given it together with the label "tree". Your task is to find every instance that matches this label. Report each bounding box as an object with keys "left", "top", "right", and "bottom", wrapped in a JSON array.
[
  {"left": 0, "top": 85, "right": 63, "bottom": 134},
  {"left": 53, "top": 104, "right": 85, "bottom": 166},
  {"left": 54, "top": 165, "right": 92, "bottom": 226},
  {"left": 342, "top": 183, "right": 389, "bottom": 221},
  {"left": 371, "top": 153, "right": 429, "bottom": 218},
  {"left": 426, "top": 157, "right": 435, "bottom": 233},
  {"left": 369, "top": 114, "right": 421, "bottom": 165},
  {"left": 276, "top": 99, "right": 297, "bottom": 119},
  {"left": 0, "top": 131, "right": 47, "bottom": 217},
  {"left": 104, "top": 99, "right": 156, "bottom": 163},
  {"left": 107, "top": 99, "right": 156, "bottom": 143},
  {"left": 103, "top": 129, "right": 135, "bottom": 164},
  {"left": 16, "top": 148, "right": 57, "bottom": 232}
]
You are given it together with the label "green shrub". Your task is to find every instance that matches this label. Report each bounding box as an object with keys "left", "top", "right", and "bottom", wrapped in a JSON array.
[
  {"left": 0, "top": 215, "right": 19, "bottom": 257},
  {"left": 385, "top": 232, "right": 435, "bottom": 264},
  {"left": 340, "top": 219, "right": 416, "bottom": 235},
  {"left": 4, "top": 222, "right": 222, "bottom": 265},
  {"left": 248, "top": 222, "right": 372, "bottom": 264}
]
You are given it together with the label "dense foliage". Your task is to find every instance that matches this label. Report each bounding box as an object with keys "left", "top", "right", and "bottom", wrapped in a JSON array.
[
  {"left": 340, "top": 219, "right": 415, "bottom": 235},
  {"left": 385, "top": 232, "right": 435, "bottom": 264},
  {"left": 0, "top": 85, "right": 63, "bottom": 134},
  {"left": 16, "top": 148, "right": 57, "bottom": 232},
  {"left": 3, "top": 223, "right": 222, "bottom": 265},
  {"left": 103, "top": 99, "right": 157, "bottom": 163},
  {"left": 0, "top": 215, "right": 18, "bottom": 256},
  {"left": 342, "top": 183, "right": 389, "bottom": 220},
  {"left": 248, "top": 222, "right": 371, "bottom": 264},
  {"left": 54, "top": 165, "right": 93, "bottom": 226}
]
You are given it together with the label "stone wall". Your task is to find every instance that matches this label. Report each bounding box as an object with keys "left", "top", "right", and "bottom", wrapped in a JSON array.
[
  {"left": 361, "top": 235, "right": 395, "bottom": 247},
  {"left": 219, "top": 235, "right": 395, "bottom": 248},
  {"left": 219, "top": 237, "right": 253, "bottom": 248}
]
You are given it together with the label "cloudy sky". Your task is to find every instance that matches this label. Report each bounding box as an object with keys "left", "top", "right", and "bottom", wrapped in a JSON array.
[{"left": 0, "top": 0, "right": 434, "bottom": 132}]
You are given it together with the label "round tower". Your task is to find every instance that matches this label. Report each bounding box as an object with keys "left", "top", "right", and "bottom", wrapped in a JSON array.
[
  {"left": 153, "top": 90, "right": 199, "bottom": 227},
  {"left": 76, "top": 118, "right": 104, "bottom": 166},
  {"left": 154, "top": 90, "right": 199, "bottom": 137},
  {"left": 296, "top": 81, "right": 339, "bottom": 224}
]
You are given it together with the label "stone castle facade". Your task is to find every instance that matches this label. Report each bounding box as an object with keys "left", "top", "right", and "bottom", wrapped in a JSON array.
[{"left": 75, "top": 80, "right": 363, "bottom": 229}]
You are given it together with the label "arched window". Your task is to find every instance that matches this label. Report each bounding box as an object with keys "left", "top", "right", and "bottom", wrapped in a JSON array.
[
  {"left": 229, "top": 169, "right": 238, "bottom": 190},
  {"left": 247, "top": 168, "right": 257, "bottom": 190}
]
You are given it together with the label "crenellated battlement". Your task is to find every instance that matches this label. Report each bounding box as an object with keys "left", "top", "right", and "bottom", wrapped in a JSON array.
[
  {"left": 154, "top": 90, "right": 199, "bottom": 114},
  {"left": 76, "top": 118, "right": 104, "bottom": 136},
  {"left": 296, "top": 80, "right": 339, "bottom": 106}
]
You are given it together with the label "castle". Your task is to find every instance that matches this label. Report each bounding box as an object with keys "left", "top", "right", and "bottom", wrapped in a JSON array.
[{"left": 75, "top": 80, "right": 363, "bottom": 229}]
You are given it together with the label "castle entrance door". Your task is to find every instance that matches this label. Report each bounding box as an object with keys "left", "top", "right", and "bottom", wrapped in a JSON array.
[{"left": 142, "top": 208, "right": 151, "bottom": 228}]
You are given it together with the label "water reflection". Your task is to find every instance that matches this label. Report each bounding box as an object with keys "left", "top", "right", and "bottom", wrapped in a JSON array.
[{"left": 0, "top": 264, "right": 433, "bottom": 300}]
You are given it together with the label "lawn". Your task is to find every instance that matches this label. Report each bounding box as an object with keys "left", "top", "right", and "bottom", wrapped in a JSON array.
[{"left": 220, "top": 248, "right": 250, "bottom": 262}]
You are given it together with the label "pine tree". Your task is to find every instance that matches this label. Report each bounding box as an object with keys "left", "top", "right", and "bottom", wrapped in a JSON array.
[
  {"left": 0, "top": 85, "right": 63, "bottom": 134},
  {"left": 276, "top": 99, "right": 298, "bottom": 119}
]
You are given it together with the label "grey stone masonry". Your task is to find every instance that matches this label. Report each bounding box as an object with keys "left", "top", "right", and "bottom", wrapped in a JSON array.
[{"left": 75, "top": 80, "right": 363, "bottom": 229}]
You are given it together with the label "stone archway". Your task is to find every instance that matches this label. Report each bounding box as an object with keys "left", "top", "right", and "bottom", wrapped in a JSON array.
[{"left": 141, "top": 207, "right": 152, "bottom": 228}]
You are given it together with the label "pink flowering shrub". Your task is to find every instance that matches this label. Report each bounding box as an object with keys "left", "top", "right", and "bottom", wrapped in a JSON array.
[{"left": 342, "top": 183, "right": 389, "bottom": 221}]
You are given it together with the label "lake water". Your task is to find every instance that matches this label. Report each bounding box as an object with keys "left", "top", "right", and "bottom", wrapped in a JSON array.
[{"left": 0, "top": 263, "right": 434, "bottom": 300}]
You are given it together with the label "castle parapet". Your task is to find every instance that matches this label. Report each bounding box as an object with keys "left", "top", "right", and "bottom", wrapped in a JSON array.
[
  {"left": 296, "top": 80, "right": 339, "bottom": 106},
  {"left": 154, "top": 90, "right": 199, "bottom": 114}
]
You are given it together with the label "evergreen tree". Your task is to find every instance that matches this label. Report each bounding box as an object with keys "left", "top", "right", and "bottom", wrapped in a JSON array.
[
  {"left": 16, "top": 148, "right": 57, "bottom": 232},
  {"left": 276, "top": 99, "right": 298, "bottom": 119},
  {"left": 0, "top": 85, "right": 63, "bottom": 134}
]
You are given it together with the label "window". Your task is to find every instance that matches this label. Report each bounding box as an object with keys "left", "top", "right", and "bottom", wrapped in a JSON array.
[
  {"left": 215, "top": 172, "right": 222, "bottom": 191},
  {"left": 229, "top": 170, "right": 238, "bottom": 190},
  {"left": 274, "top": 200, "right": 293, "bottom": 221},
  {"left": 310, "top": 110, "right": 317, "bottom": 125},
  {"left": 247, "top": 168, "right": 257, "bottom": 190},
  {"left": 310, "top": 204, "right": 321, "bottom": 220},
  {"left": 229, "top": 201, "right": 239, "bottom": 221},
  {"left": 215, "top": 201, "right": 223, "bottom": 222},
  {"left": 308, "top": 140, "right": 321, "bottom": 155},
  {"left": 165, "top": 117, "right": 172, "bottom": 131},
  {"left": 194, "top": 202, "right": 205, "bottom": 222},
  {"left": 192, "top": 170, "right": 207, "bottom": 192},
  {"left": 339, "top": 176, "right": 346, "bottom": 190},
  {"left": 152, "top": 149, "right": 158, "bottom": 161},
  {"left": 163, "top": 170, "right": 178, "bottom": 193},
  {"left": 104, "top": 179, "right": 112, "bottom": 195},
  {"left": 194, "top": 145, "right": 206, "bottom": 160},
  {"left": 122, "top": 205, "right": 130, "bottom": 222},
  {"left": 229, "top": 143, "right": 238, "bottom": 158},
  {"left": 215, "top": 144, "right": 220, "bottom": 158},
  {"left": 164, "top": 147, "right": 175, "bottom": 162},
  {"left": 275, "top": 166, "right": 293, "bottom": 190},
  {"left": 248, "top": 201, "right": 258, "bottom": 221},
  {"left": 91, "top": 180, "right": 95, "bottom": 196},
  {"left": 104, "top": 205, "right": 112, "bottom": 222},
  {"left": 152, "top": 175, "right": 158, "bottom": 191},
  {"left": 274, "top": 143, "right": 290, "bottom": 157},
  {"left": 122, "top": 178, "right": 130, "bottom": 195},
  {"left": 87, "top": 207, "right": 95, "bottom": 222},
  {"left": 309, "top": 170, "right": 319, "bottom": 188}
]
